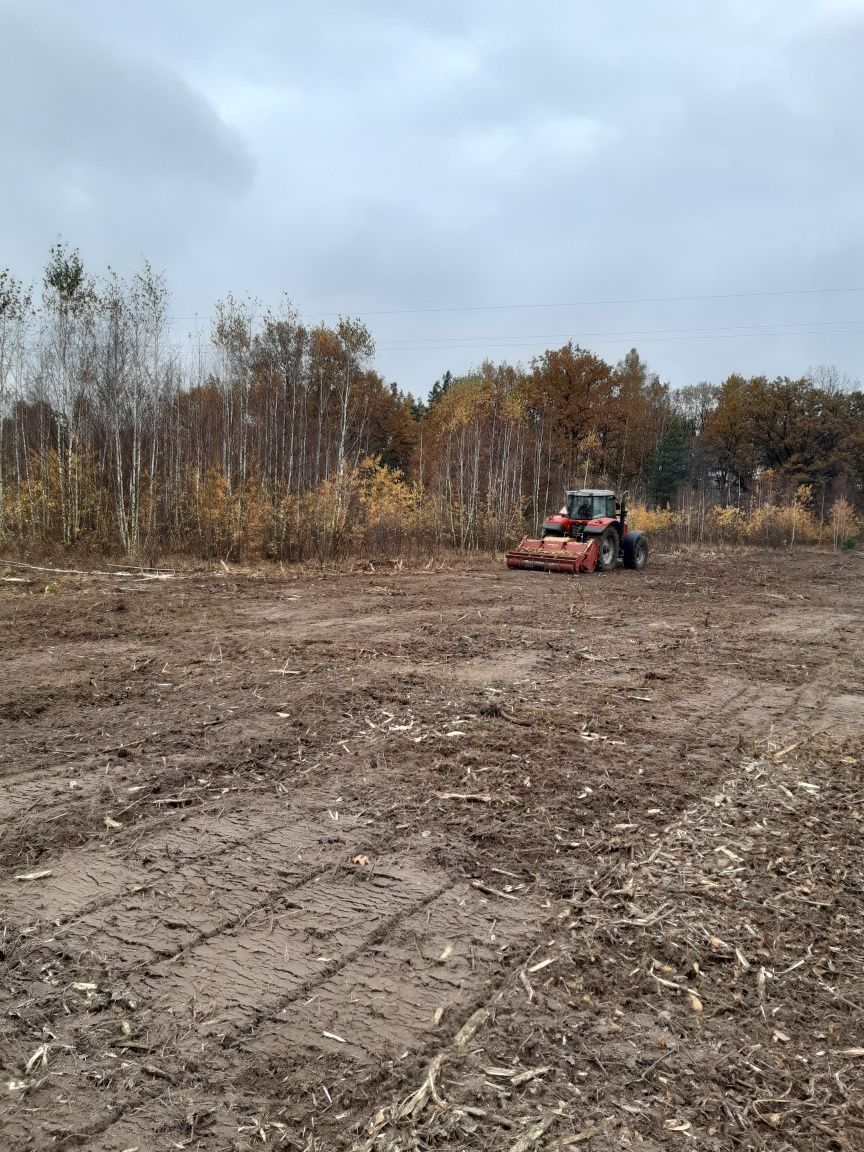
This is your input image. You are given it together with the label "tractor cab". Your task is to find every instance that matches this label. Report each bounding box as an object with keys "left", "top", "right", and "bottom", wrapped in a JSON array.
[
  {"left": 564, "top": 490, "right": 617, "bottom": 522},
  {"left": 545, "top": 489, "right": 619, "bottom": 535}
]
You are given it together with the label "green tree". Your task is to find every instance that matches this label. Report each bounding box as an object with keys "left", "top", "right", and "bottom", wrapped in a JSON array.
[
  {"left": 648, "top": 413, "right": 691, "bottom": 506},
  {"left": 428, "top": 369, "right": 454, "bottom": 407}
]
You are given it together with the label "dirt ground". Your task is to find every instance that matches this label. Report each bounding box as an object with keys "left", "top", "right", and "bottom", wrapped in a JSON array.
[{"left": 1, "top": 549, "right": 862, "bottom": 1152}]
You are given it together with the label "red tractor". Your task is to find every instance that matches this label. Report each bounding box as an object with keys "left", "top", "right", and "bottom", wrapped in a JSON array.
[{"left": 506, "top": 489, "right": 649, "bottom": 574}]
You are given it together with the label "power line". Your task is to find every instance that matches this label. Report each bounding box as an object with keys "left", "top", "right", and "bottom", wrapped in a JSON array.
[
  {"left": 375, "top": 329, "right": 864, "bottom": 353},
  {"left": 165, "top": 324, "right": 864, "bottom": 360},
  {"left": 165, "top": 284, "right": 864, "bottom": 323},
  {"left": 374, "top": 319, "right": 864, "bottom": 348},
  {"left": 302, "top": 286, "right": 864, "bottom": 319}
]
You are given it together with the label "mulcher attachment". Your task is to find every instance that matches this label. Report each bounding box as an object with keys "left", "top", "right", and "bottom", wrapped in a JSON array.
[{"left": 505, "top": 536, "right": 599, "bottom": 574}]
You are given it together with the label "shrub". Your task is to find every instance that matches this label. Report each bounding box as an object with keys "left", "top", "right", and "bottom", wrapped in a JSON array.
[{"left": 830, "top": 498, "right": 860, "bottom": 552}]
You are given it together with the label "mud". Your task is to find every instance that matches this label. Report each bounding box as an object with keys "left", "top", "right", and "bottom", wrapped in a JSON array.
[{"left": 1, "top": 550, "right": 862, "bottom": 1150}]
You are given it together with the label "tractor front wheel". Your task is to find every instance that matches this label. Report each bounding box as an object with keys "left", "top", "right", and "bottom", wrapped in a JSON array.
[{"left": 597, "top": 527, "right": 619, "bottom": 572}]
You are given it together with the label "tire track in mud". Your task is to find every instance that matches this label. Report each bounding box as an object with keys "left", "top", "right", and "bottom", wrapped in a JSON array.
[
  {"left": 133, "top": 858, "right": 453, "bottom": 1037},
  {"left": 1, "top": 799, "right": 387, "bottom": 1078},
  {"left": 17, "top": 870, "right": 465, "bottom": 1150},
  {"left": 247, "top": 879, "right": 544, "bottom": 1067},
  {"left": 675, "top": 673, "right": 834, "bottom": 749},
  {"left": 4, "top": 783, "right": 452, "bottom": 1056},
  {"left": 47, "top": 859, "right": 578, "bottom": 1151},
  {"left": 1, "top": 803, "right": 353, "bottom": 932},
  {"left": 20, "top": 809, "right": 589, "bottom": 1149},
  {"left": 6, "top": 756, "right": 554, "bottom": 1146},
  {"left": 50, "top": 833, "right": 375, "bottom": 975},
  {"left": 3, "top": 800, "right": 403, "bottom": 1035},
  {"left": 7, "top": 781, "right": 485, "bottom": 998},
  {"left": 75, "top": 884, "right": 550, "bottom": 1152}
]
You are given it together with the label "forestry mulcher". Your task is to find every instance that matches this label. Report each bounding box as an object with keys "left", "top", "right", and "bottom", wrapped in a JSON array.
[{"left": 506, "top": 489, "right": 648, "bottom": 574}]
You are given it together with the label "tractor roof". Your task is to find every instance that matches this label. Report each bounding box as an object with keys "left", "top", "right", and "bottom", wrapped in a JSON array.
[{"left": 565, "top": 488, "right": 616, "bottom": 497}]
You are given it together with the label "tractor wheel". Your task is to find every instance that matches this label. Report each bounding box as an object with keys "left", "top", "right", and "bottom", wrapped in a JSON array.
[
  {"left": 622, "top": 533, "right": 649, "bottom": 571},
  {"left": 596, "top": 527, "right": 619, "bottom": 572}
]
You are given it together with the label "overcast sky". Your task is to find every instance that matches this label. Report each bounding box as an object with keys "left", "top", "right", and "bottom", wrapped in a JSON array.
[{"left": 1, "top": 0, "right": 863, "bottom": 395}]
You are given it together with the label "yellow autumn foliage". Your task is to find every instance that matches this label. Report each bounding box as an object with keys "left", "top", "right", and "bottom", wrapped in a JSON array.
[
  {"left": 745, "top": 502, "right": 820, "bottom": 546},
  {"left": 830, "top": 498, "right": 859, "bottom": 549},
  {"left": 626, "top": 503, "right": 681, "bottom": 535}
]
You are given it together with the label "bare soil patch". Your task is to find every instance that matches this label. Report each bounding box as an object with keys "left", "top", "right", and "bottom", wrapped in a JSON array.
[{"left": 1, "top": 551, "right": 862, "bottom": 1150}]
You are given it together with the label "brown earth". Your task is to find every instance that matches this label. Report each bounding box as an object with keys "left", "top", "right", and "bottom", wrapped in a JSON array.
[{"left": 0, "top": 550, "right": 862, "bottom": 1151}]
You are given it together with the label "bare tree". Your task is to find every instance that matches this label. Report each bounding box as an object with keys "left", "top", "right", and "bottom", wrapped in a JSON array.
[{"left": 0, "top": 271, "right": 30, "bottom": 538}]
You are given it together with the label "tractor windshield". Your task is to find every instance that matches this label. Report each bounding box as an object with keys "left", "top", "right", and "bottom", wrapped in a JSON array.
[{"left": 566, "top": 493, "right": 613, "bottom": 520}]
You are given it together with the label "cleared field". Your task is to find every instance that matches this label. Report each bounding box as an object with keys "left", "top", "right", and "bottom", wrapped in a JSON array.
[{"left": 1, "top": 551, "right": 862, "bottom": 1151}]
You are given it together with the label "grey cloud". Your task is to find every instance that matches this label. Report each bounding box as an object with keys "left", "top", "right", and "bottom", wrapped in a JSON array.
[
  {"left": 1, "top": 5, "right": 252, "bottom": 187},
  {"left": 0, "top": 1, "right": 252, "bottom": 287},
  {"left": 1, "top": 0, "right": 862, "bottom": 394}
]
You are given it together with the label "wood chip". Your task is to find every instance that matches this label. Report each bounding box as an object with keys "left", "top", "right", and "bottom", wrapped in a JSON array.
[
  {"left": 616, "top": 1100, "right": 644, "bottom": 1115},
  {"left": 561, "top": 1128, "right": 601, "bottom": 1145},
  {"left": 528, "top": 957, "right": 556, "bottom": 973},
  {"left": 650, "top": 971, "right": 683, "bottom": 991},
  {"left": 25, "top": 1045, "right": 49, "bottom": 1073},
  {"left": 385, "top": 1006, "right": 490, "bottom": 1127},
  {"left": 511, "top": 1065, "right": 550, "bottom": 1086},
  {"left": 472, "top": 880, "right": 518, "bottom": 900},
  {"left": 457, "top": 1105, "right": 487, "bottom": 1119},
  {"left": 773, "top": 742, "right": 799, "bottom": 760},
  {"left": 507, "top": 1113, "right": 558, "bottom": 1152},
  {"left": 142, "top": 1063, "right": 174, "bottom": 1082},
  {"left": 322, "top": 1030, "right": 346, "bottom": 1044},
  {"left": 14, "top": 870, "right": 52, "bottom": 882}
]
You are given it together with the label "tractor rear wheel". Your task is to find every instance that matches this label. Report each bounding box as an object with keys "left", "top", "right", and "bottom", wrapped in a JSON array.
[
  {"left": 597, "top": 527, "right": 619, "bottom": 571},
  {"left": 622, "top": 534, "right": 649, "bottom": 571}
]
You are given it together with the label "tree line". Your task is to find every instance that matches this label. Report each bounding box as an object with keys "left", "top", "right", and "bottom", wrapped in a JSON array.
[{"left": 0, "top": 246, "right": 861, "bottom": 560}]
